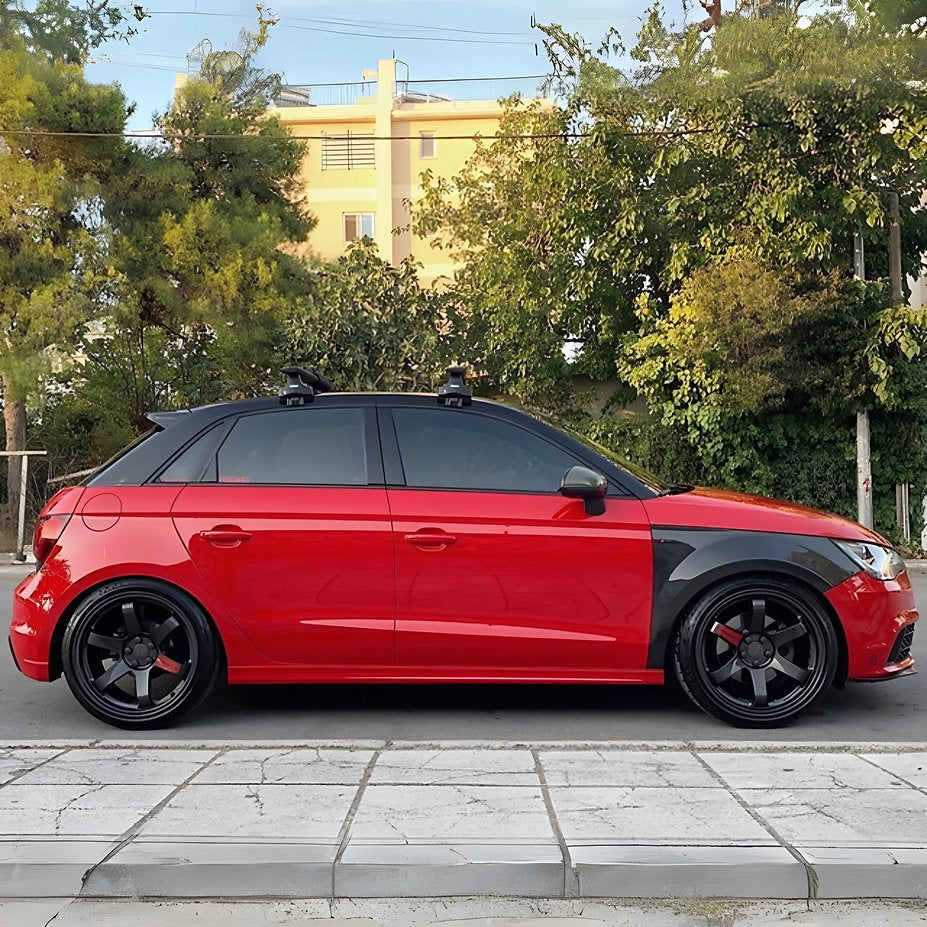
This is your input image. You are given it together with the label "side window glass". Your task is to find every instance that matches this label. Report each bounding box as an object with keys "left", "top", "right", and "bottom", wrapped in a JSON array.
[
  {"left": 158, "top": 424, "right": 223, "bottom": 483},
  {"left": 216, "top": 408, "right": 368, "bottom": 485},
  {"left": 391, "top": 408, "right": 580, "bottom": 493}
]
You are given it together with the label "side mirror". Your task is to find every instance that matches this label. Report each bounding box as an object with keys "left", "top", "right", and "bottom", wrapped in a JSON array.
[{"left": 559, "top": 465, "right": 608, "bottom": 516}]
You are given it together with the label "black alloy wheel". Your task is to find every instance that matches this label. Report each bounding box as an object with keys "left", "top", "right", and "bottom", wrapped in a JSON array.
[
  {"left": 673, "top": 577, "right": 839, "bottom": 727},
  {"left": 62, "top": 579, "right": 221, "bottom": 729}
]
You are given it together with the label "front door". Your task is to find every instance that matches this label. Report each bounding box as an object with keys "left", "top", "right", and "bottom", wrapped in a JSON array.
[{"left": 385, "top": 406, "right": 653, "bottom": 673}]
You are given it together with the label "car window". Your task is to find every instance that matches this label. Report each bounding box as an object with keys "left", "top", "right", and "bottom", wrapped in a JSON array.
[
  {"left": 215, "top": 408, "right": 368, "bottom": 485},
  {"left": 158, "top": 423, "right": 225, "bottom": 483},
  {"left": 391, "top": 407, "right": 581, "bottom": 492}
]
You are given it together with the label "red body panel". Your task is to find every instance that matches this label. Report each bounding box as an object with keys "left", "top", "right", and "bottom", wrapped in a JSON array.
[
  {"left": 170, "top": 485, "right": 394, "bottom": 666},
  {"left": 389, "top": 489, "right": 654, "bottom": 672},
  {"left": 10, "top": 485, "right": 270, "bottom": 680},
  {"left": 825, "top": 570, "right": 918, "bottom": 678},
  {"left": 644, "top": 488, "right": 890, "bottom": 543}
]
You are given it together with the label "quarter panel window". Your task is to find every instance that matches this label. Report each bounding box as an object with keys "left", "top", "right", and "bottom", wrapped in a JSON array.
[
  {"left": 216, "top": 408, "right": 368, "bottom": 485},
  {"left": 391, "top": 408, "right": 580, "bottom": 492}
]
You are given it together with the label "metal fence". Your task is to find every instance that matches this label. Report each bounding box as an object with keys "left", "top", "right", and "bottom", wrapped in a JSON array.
[
  {"left": 0, "top": 452, "right": 88, "bottom": 559},
  {"left": 399, "top": 76, "right": 548, "bottom": 103},
  {"left": 274, "top": 75, "right": 549, "bottom": 109}
]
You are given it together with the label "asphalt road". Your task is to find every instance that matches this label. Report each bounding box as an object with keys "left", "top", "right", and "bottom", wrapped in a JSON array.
[{"left": 2, "top": 564, "right": 925, "bottom": 743}]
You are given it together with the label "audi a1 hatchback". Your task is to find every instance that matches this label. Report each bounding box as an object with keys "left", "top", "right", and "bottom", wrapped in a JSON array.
[{"left": 9, "top": 366, "right": 918, "bottom": 729}]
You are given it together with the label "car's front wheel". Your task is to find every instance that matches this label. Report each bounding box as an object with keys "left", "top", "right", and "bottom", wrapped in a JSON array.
[
  {"left": 62, "top": 579, "right": 221, "bottom": 730},
  {"left": 673, "top": 577, "right": 839, "bottom": 727}
]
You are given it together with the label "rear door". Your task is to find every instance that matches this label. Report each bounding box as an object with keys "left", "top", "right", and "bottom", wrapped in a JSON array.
[{"left": 169, "top": 403, "right": 395, "bottom": 667}]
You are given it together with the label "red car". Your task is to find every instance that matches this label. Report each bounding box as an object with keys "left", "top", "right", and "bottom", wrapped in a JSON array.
[{"left": 9, "top": 367, "right": 918, "bottom": 729}]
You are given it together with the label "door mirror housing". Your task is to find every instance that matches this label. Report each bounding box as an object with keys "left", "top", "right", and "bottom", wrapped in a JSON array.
[{"left": 559, "top": 465, "right": 608, "bottom": 516}]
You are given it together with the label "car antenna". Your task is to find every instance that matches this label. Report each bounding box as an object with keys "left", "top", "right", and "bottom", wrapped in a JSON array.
[
  {"left": 437, "top": 365, "right": 472, "bottom": 407},
  {"left": 279, "top": 366, "right": 335, "bottom": 406}
]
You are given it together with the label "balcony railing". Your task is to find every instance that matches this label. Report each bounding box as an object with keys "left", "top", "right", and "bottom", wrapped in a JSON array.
[
  {"left": 398, "top": 76, "right": 548, "bottom": 103},
  {"left": 274, "top": 81, "right": 377, "bottom": 108},
  {"left": 273, "top": 75, "right": 548, "bottom": 109}
]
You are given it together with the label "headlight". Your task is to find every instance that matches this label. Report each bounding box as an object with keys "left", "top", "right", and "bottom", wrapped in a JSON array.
[{"left": 833, "top": 539, "right": 906, "bottom": 581}]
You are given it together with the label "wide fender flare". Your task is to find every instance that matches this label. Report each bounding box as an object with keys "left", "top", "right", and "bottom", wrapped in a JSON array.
[{"left": 647, "top": 529, "right": 859, "bottom": 667}]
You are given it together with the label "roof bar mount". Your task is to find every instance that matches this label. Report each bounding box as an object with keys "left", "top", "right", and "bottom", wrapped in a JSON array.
[
  {"left": 279, "top": 366, "right": 335, "bottom": 406},
  {"left": 437, "top": 365, "right": 472, "bottom": 407}
]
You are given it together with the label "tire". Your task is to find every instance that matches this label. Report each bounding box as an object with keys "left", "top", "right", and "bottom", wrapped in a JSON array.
[
  {"left": 673, "top": 577, "right": 838, "bottom": 728},
  {"left": 61, "top": 579, "right": 221, "bottom": 730}
]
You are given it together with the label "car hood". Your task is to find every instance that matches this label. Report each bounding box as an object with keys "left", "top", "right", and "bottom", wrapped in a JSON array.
[{"left": 641, "top": 486, "right": 890, "bottom": 545}]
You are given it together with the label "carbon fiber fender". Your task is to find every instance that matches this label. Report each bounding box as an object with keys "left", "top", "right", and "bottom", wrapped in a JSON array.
[{"left": 647, "top": 528, "right": 860, "bottom": 667}]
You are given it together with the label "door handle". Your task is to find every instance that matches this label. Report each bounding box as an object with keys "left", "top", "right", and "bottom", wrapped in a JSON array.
[
  {"left": 404, "top": 530, "right": 457, "bottom": 551},
  {"left": 199, "top": 526, "right": 252, "bottom": 547}
]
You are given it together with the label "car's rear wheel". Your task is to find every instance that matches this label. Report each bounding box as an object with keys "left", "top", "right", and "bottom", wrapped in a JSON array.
[
  {"left": 673, "top": 577, "right": 838, "bottom": 728},
  {"left": 62, "top": 579, "right": 221, "bottom": 730}
]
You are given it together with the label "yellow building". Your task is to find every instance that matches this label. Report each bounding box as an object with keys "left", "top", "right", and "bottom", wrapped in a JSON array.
[{"left": 272, "top": 60, "right": 546, "bottom": 284}]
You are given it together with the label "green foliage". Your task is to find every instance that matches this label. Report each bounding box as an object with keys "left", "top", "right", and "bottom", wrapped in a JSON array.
[
  {"left": 863, "top": 0, "right": 927, "bottom": 35},
  {"left": 285, "top": 241, "right": 445, "bottom": 392},
  {"left": 412, "top": 1, "right": 927, "bottom": 529},
  {"left": 34, "top": 368, "right": 134, "bottom": 470},
  {"left": 0, "top": 39, "right": 128, "bottom": 405},
  {"left": 0, "top": 0, "right": 143, "bottom": 64},
  {"left": 89, "top": 20, "right": 315, "bottom": 429}
]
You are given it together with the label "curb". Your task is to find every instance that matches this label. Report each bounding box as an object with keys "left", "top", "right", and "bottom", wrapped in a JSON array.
[{"left": 5, "top": 839, "right": 925, "bottom": 901}]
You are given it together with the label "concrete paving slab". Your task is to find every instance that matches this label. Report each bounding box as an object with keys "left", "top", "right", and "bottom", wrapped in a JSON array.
[
  {"left": 0, "top": 839, "right": 114, "bottom": 897},
  {"left": 1, "top": 742, "right": 925, "bottom": 904},
  {"left": 349, "top": 785, "right": 557, "bottom": 844},
  {"left": 82, "top": 840, "right": 337, "bottom": 897},
  {"left": 861, "top": 752, "right": 927, "bottom": 788},
  {"left": 547, "top": 786, "right": 777, "bottom": 845},
  {"left": 0, "top": 747, "right": 64, "bottom": 784},
  {"left": 335, "top": 844, "right": 565, "bottom": 897},
  {"left": 15, "top": 747, "right": 218, "bottom": 785},
  {"left": 740, "top": 787, "right": 927, "bottom": 844},
  {"left": 136, "top": 783, "right": 357, "bottom": 840},
  {"left": 369, "top": 748, "right": 538, "bottom": 785},
  {"left": 539, "top": 750, "right": 718, "bottom": 788},
  {"left": 0, "top": 783, "right": 176, "bottom": 836},
  {"left": 569, "top": 845, "right": 808, "bottom": 898},
  {"left": 799, "top": 846, "right": 927, "bottom": 899},
  {"left": 194, "top": 747, "right": 375, "bottom": 784},
  {"left": 702, "top": 752, "right": 913, "bottom": 790}
]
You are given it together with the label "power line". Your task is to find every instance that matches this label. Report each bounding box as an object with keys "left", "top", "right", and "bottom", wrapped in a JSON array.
[
  {"left": 141, "top": 9, "right": 535, "bottom": 46},
  {"left": 0, "top": 127, "right": 712, "bottom": 141}
]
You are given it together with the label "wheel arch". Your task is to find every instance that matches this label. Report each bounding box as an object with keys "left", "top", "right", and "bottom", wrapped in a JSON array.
[
  {"left": 649, "top": 529, "right": 856, "bottom": 683},
  {"left": 49, "top": 573, "right": 227, "bottom": 681}
]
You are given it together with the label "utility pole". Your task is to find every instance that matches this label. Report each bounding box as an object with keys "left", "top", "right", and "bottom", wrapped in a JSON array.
[
  {"left": 889, "top": 192, "right": 911, "bottom": 541},
  {"left": 854, "top": 228, "right": 873, "bottom": 529}
]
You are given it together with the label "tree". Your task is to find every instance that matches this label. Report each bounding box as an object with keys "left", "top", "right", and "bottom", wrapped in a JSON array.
[
  {"left": 0, "top": 37, "right": 127, "bottom": 521},
  {"left": 0, "top": 0, "right": 144, "bottom": 63},
  {"left": 863, "top": 0, "right": 927, "bottom": 36},
  {"left": 86, "top": 19, "right": 315, "bottom": 430},
  {"left": 413, "top": 2, "right": 927, "bottom": 525},
  {"left": 285, "top": 241, "right": 444, "bottom": 392}
]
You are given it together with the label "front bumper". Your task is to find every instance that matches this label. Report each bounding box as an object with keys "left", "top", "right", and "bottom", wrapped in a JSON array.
[{"left": 825, "top": 569, "right": 918, "bottom": 680}]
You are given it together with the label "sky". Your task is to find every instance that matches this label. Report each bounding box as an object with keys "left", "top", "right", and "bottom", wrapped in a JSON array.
[{"left": 84, "top": 0, "right": 695, "bottom": 130}]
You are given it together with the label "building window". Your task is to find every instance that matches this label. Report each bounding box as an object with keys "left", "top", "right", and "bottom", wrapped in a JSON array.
[
  {"left": 419, "top": 131, "right": 436, "bottom": 159},
  {"left": 343, "top": 213, "right": 375, "bottom": 242},
  {"left": 322, "top": 131, "right": 375, "bottom": 170}
]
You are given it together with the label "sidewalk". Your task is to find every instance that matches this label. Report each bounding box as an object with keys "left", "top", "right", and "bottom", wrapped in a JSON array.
[{"left": 1, "top": 740, "right": 925, "bottom": 904}]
